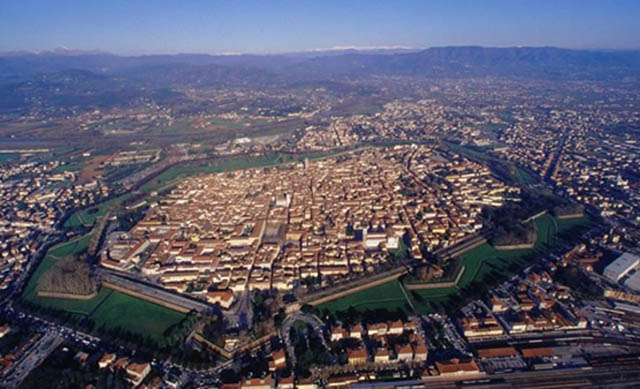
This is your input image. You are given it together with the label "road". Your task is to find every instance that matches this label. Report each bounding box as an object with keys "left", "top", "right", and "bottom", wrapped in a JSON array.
[
  {"left": 281, "top": 312, "right": 333, "bottom": 367},
  {"left": 0, "top": 331, "right": 63, "bottom": 388}
]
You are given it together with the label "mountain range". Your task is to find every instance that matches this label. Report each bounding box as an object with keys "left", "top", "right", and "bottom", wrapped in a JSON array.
[{"left": 2, "top": 46, "right": 639, "bottom": 115}]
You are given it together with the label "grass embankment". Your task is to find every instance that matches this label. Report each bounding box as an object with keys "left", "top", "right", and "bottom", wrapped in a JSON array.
[
  {"left": 22, "top": 234, "right": 185, "bottom": 340},
  {"left": 319, "top": 280, "right": 410, "bottom": 313},
  {"left": 319, "top": 214, "right": 593, "bottom": 315},
  {"left": 445, "top": 141, "right": 540, "bottom": 188},
  {"left": 64, "top": 193, "right": 134, "bottom": 228}
]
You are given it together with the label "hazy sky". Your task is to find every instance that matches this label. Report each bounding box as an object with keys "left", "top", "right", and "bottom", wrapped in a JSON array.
[{"left": 1, "top": 0, "right": 639, "bottom": 54}]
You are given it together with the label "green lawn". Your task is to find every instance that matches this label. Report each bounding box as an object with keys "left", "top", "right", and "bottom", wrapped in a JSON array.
[
  {"left": 514, "top": 166, "right": 539, "bottom": 186},
  {"left": 318, "top": 280, "right": 410, "bottom": 313},
  {"left": 91, "top": 291, "right": 185, "bottom": 341},
  {"left": 23, "top": 234, "right": 185, "bottom": 340},
  {"left": 28, "top": 288, "right": 113, "bottom": 316}
]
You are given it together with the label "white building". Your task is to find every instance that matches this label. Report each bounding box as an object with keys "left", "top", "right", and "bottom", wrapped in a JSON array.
[{"left": 604, "top": 253, "right": 640, "bottom": 282}]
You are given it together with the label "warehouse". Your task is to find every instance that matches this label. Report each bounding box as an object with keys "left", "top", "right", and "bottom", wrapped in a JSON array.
[{"left": 603, "top": 253, "right": 640, "bottom": 282}]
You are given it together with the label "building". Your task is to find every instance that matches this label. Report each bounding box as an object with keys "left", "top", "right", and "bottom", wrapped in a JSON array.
[
  {"left": 206, "top": 290, "right": 235, "bottom": 309},
  {"left": 347, "top": 348, "right": 368, "bottom": 365},
  {"left": 396, "top": 344, "right": 414, "bottom": 362},
  {"left": 477, "top": 347, "right": 518, "bottom": 359},
  {"left": 349, "top": 324, "right": 364, "bottom": 339},
  {"left": 277, "top": 376, "right": 294, "bottom": 389},
  {"left": 374, "top": 348, "right": 390, "bottom": 363},
  {"left": 603, "top": 253, "right": 640, "bottom": 282},
  {"left": 125, "top": 362, "right": 151, "bottom": 387},
  {"left": 623, "top": 271, "right": 640, "bottom": 292},
  {"left": 330, "top": 325, "right": 347, "bottom": 341},
  {"left": 269, "top": 349, "right": 286, "bottom": 371},
  {"left": 435, "top": 358, "right": 481, "bottom": 376}
]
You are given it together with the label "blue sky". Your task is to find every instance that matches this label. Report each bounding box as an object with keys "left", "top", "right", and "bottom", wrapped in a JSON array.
[{"left": 1, "top": 0, "right": 639, "bottom": 54}]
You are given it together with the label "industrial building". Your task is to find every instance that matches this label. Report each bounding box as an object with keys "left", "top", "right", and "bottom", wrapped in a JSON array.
[
  {"left": 623, "top": 271, "right": 640, "bottom": 292},
  {"left": 603, "top": 253, "right": 640, "bottom": 283}
]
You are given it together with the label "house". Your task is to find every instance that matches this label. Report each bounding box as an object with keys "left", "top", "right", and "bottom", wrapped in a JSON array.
[
  {"left": 414, "top": 341, "right": 429, "bottom": 361},
  {"left": 110, "top": 356, "right": 129, "bottom": 372},
  {"left": 489, "top": 297, "right": 506, "bottom": 313},
  {"left": 125, "top": 362, "right": 151, "bottom": 387},
  {"left": 347, "top": 348, "right": 368, "bottom": 365},
  {"left": 98, "top": 353, "right": 116, "bottom": 369},
  {"left": 374, "top": 348, "right": 390, "bottom": 363},
  {"left": 367, "top": 322, "right": 387, "bottom": 337},
  {"left": 330, "top": 325, "right": 347, "bottom": 341},
  {"left": 396, "top": 344, "right": 414, "bottom": 362},
  {"left": 349, "top": 324, "right": 363, "bottom": 339},
  {"left": 388, "top": 320, "right": 404, "bottom": 335}
]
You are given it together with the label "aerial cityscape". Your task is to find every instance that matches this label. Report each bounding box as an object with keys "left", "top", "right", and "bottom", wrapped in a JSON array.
[{"left": 1, "top": 1, "right": 640, "bottom": 388}]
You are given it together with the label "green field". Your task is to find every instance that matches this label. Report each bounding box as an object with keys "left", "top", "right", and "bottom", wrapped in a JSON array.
[
  {"left": 139, "top": 154, "right": 285, "bottom": 194},
  {"left": 320, "top": 214, "right": 593, "bottom": 315},
  {"left": 445, "top": 141, "right": 541, "bottom": 187},
  {"left": 23, "top": 234, "right": 185, "bottom": 340},
  {"left": 25, "top": 285, "right": 184, "bottom": 341},
  {"left": 318, "top": 280, "right": 410, "bottom": 313},
  {"left": 0, "top": 153, "right": 19, "bottom": 162},
  {"left": 90, "top": 290, "right": 185, "bottom": 341},
  {"left": 514, "top": 166, "right": 539, "bottom": 186}
]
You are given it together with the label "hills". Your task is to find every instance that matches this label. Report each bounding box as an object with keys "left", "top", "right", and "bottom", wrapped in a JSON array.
[
  {"left": 2, "top": 46, "right": 639, "bottom": 115},
  {"left": 3, "top": 46, "right": 640, "bottom": 81}
]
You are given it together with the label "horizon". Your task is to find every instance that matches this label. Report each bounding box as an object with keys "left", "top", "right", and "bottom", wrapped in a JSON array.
[
  {"left": 1, "top": 0, "right": 640, "bottom": 55},
  {"left": 4, "top": 44, "right": 640, "bottom": 58}
]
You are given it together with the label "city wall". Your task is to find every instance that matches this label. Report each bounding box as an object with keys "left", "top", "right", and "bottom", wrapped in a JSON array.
[
  {"left": 36, "top": 291, "right": 98, "bottom": 300},
  {"left": 102, "top": 281, "right": 191, "bottom": 314}
]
